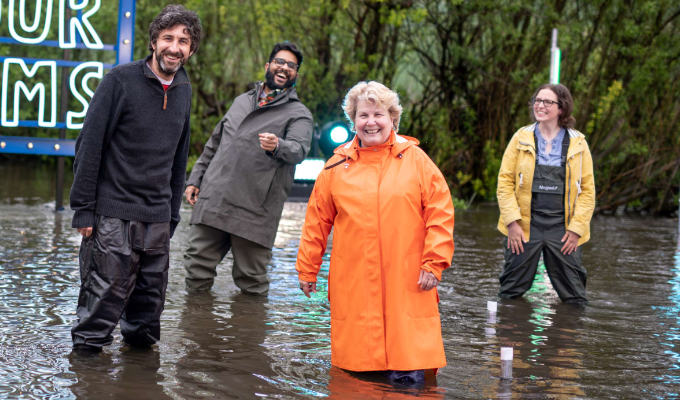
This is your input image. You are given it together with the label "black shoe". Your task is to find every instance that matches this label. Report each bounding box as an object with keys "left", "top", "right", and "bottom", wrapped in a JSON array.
[
  {"left": 72, "top": 343, "right": 103, "bottom": 356},
  {"left": 122, "top": 336, "right": 154, "bottom": 350},
  {"left": 386, "top": 370, "right": 425, "bottom": 386}
]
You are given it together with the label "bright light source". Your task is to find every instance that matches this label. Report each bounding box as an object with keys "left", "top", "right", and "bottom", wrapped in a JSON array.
[
  {"left": 294, "top": 158, "right": 325, "bottom": 181},
  {"left": 319, "top": 121, "right": 353, "bottom": 158},
  {"left": 329, "top": 125, "right": 350, "bottom": 144}
]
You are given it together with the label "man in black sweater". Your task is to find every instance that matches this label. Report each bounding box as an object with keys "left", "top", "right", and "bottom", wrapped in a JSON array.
[{"left": 69, "top": 5, "right": 201, "bottom": 353}]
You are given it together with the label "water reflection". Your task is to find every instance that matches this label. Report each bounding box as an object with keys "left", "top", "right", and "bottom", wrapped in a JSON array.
[
  {"left": 327, "top": 367, "right": 445, "bottom": 399},
  {"left": 651, "top": 231, "right": 680, "bottom": 386},
  {"left": 494, "top": 299, "right": 585, "bottom": 398},
  {"left": 172, "top": 293, "right": 284, "bottom": 398},
  {"left": 69, "top": 347, "right": 170, "bottom": 399},
  {"left": 1, "top": 161, "right": 680, "bottom": 398}
]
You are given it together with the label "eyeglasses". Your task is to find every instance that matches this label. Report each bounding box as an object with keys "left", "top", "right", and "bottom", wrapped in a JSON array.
[
  {"left": 533, "top": 98, "right": 559, "bottom": 107},
  {"left": 271, "top": 57, "right": 298, "bottom": 70}
]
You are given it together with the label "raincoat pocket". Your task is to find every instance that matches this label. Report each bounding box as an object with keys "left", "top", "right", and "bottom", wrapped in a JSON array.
[{"left": 406, "top": 288, "right": 440, "bottom": 318}]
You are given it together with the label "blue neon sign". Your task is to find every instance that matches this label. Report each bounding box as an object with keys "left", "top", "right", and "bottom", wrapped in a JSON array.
[{"left": 0, "top": 0, "right": 136, "bottom": 156}]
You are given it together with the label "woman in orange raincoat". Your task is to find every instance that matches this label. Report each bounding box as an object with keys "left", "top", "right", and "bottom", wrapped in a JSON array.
[{"left": 296, "top": 81, "right": 455, "bottom": 385}]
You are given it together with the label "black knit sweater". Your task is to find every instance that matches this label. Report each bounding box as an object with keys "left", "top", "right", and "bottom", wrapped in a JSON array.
[{"left": 70, "top": 57, "right": 192, "bottom": 235}]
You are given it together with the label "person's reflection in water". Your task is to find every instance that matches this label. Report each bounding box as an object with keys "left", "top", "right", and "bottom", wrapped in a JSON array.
[
  {"left": 327, "top": 366, "right": 445, "bottom": 399},
  {"left": 495, "top": 298, "right": 585, "bottom": 398},
  {"left": 175, "top": 292, "right": 284, "bottom": 398},
  {"left": 69, "top": 345, "right": 170, "bottom": 399}
]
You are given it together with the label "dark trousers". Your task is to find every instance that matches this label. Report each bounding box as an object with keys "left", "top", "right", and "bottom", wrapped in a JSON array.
[
  {"left": 499, "top": 224, "right": 587, "bottom": 303},
  {"left": 184, "top": 223, "right": 272, "bottom": 295},
  {"left": 72, "top": 216, "right": 170, "bottom": 348}
]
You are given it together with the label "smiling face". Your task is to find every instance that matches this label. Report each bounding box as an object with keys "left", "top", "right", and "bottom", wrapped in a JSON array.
[
  {"left": 533, "top": 88, "right": 562, "bottom": 125},
  {"left": 264, "top": 50, "right": 298, "bottom": 90},
  {"left": 151, "top": 24, "right": 193, "bottom": 80},
  {"left": 354, "top": 100, "right": 393, "bottom": 148}
]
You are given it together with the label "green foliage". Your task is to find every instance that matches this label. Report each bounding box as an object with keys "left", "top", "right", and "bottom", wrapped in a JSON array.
[{"left": 2, "top": 0, "right": 678, "bottom": 213}]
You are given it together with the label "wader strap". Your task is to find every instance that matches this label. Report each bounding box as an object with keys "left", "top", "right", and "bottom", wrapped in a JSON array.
[{"left": 560, "top": 130, "right": 570, "bottom": 167}]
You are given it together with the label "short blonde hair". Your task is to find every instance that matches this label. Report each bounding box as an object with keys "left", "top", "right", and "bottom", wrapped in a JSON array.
[{"left": 342, "top": 81, "right": 403, "bottom": 132}]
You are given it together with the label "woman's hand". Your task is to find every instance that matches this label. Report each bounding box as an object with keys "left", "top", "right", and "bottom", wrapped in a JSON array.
[
  {"left": 561, "top": 230, "right": 580, "bottom": 255},
  {"left": 299, "top": 280, "right": 317, "bottom": 298},
  {"left": 417, "top": 270, "right": 439, "bottom": 291},
  {"left": 507, "top": 220, "right": 526, "bottom": 254}
]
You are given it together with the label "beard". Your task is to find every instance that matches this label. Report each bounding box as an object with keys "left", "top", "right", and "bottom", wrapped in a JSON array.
[
  {"left": 155, "top": 48, "right": 185, "bottom": 76},
  {"left": 265, "top": 67, "right": 296, "bottom": 90}
]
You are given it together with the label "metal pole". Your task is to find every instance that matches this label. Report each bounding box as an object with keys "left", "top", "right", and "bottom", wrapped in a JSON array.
[
  {"left": 56, "top": 8, "right": 72, "bottom": 212},
  {"left": 550, "top": 28, "right": 561, "bottom": 84},
  {"left": 116, "top": 0, "right": 136, "bottom": 65}
]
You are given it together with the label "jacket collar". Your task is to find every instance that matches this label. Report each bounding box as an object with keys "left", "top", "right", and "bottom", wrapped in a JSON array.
[
  {"left": 334, "top": 131, "right": 418, "bottom": 160},
  {"left": 517, "top": 122, "right": 587, "bottom": 157},
  {"left": 142, "top": 55, "right": 190, "bottom": 87},
  {"left": 253, "top": 82, "right": 299, "bottom": 106}
]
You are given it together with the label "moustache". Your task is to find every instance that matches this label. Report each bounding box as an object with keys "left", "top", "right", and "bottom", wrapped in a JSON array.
[
  {"left": 272, "top": 67, "right": 290, "bottom": 78},
  {"left": 161, "top": 49, "right": 185, "bottom": 61}
]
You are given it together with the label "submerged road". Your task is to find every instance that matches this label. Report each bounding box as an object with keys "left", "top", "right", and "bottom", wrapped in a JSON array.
[{"left": 0, "top": 162, "right": 678, "bottom": 398}]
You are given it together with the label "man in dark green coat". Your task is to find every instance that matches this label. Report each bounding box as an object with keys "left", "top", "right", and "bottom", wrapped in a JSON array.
[{"left": 183, "top": 42, "right": 313, "bottom": 295}]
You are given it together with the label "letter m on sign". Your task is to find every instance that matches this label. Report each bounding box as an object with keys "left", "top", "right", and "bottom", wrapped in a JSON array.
[{"left": 1, "top": 59, "right": 58, "bottom": 128}]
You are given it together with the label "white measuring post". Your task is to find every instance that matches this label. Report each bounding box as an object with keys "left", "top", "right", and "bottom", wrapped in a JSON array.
[
  {"left": 486, "top": 301, "right": 498, "bottom": 324},
  {"left": 487, "top": 300, "right": 497, "bottom": 324},
  {"left": 500, "top": 347, "right": 513, "bottom": 380},
  {"left": 550, "top": 28, "right": 561, "bottom": 84}
]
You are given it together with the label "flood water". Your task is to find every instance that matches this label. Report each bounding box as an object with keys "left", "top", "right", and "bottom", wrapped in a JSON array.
[{"left": 1, "top": 161, "right": 679, "bottom": 399}]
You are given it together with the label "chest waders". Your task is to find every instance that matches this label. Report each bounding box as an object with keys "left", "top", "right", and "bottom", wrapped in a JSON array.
[{"left": 499, "top": 132, "right": 588, "bottom": 304}]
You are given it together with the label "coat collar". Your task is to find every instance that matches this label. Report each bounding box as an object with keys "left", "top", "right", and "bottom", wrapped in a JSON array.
[
  {"left": 334, "top": 131, "right": 418, "bottom": 161},
  {"left": 253, "top": 82, "right": 300, "bottom": 106},
  {"left": 517, "top": 122, "right": 587, "bottom": 157}
]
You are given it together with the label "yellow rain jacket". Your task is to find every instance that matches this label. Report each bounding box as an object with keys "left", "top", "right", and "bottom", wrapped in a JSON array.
[
  {"left": 296, "top": 132, "right": 455, "bottom": 372},
  {"left": 497, "top": 124, "right": 596, "bottom": 245}
]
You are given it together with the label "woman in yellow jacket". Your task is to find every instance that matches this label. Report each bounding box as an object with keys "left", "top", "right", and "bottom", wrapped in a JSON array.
[
  {"left": 296, "top": 81, "right": 455, "bottom": 385},
  {"left": 497, "top": 83, "right": 595, "bottom": 304}
]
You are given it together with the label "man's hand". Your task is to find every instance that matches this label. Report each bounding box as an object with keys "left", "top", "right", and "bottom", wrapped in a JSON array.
[
  {"left": 417, "top": 270, "right": 439, "bottom": 291},
  {"left": 507, "top": 220, "right": 526, "bottom": 254},
  {"left": 185, "top": 185, "right": 200, "bottom": 206},
  {"left": 77, "top": 227, "right": 93, "bottom": 238},
  {"left": 561, "top": 230, "right": 580, "bottom": 255},
  {"left": 258, "top": 132, "right": 279, "bottom": 152}
]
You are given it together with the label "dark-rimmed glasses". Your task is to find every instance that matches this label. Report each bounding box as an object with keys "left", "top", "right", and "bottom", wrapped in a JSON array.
[
  {"left": 533, "top": 98, "right": 559, "bottom": 108},
  {"left": 271, "top": 57, "right": 298, "bottom": 70}
]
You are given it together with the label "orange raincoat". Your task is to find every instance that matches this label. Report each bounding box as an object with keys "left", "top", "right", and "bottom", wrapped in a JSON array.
[{"left": 296, "top": 132, "right": 454, "bottom": 372}]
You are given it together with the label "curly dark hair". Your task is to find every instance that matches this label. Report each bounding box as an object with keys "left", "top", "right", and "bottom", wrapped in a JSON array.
[
  {"left": 268, "top": 42, "right": 303, "bottom": 69},
  {"left": 529, "top": 83, "right": 576, "bottom": 128},
  {"left": 148, "top": 5, "right": 202, "bottom": 54}
]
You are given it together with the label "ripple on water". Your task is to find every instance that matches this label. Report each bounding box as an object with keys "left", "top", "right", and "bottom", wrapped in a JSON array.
[{"left": 1, "top": 199, "right": 679, "bottom": 398}]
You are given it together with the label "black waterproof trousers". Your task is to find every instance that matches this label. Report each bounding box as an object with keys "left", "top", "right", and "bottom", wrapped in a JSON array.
[
  {"left": 499, "top": 224, "right": 587, "bottom": 303},
  {"left": 72, "top": 216, "right": 170, "bottom": 348}
]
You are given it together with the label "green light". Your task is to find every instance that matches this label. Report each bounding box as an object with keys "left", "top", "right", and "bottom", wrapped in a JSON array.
[{"left": 329, "top": 125, "right": 350, "bottom": 144}]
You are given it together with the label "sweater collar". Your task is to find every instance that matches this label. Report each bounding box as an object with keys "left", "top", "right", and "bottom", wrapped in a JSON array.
[{"left": 142, "top": 55, "right": 190, "bottom": 87}]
